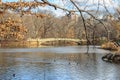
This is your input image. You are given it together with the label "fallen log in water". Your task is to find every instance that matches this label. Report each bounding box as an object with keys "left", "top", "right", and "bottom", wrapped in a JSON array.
[{"left": 102, "top": 53, "right": 120, "bottom": 63}]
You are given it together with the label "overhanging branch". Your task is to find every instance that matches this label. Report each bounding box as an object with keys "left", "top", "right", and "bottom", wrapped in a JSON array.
[{"left": 38, "top": 0, "right": 108, "bottom": 37}]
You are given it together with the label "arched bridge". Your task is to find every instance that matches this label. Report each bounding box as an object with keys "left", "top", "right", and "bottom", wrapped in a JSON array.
[{"left": 27, "top": 38, "right": 86, "bottom": 45}]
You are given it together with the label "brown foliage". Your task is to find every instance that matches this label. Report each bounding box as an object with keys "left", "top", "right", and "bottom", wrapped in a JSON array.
[
  {"left": 0, "top": 17, "right": 27, "bottom": 41},
  {"left": 101, "top": 42, "right": 118, "bottom": 50},
  {"left": 0, "top": 1, "right": 48, "bottom": 18},
  {"left": 4, "top": 2, "right": 47, "bottom": 10}
]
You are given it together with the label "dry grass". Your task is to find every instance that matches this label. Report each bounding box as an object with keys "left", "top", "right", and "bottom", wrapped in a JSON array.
[{"left": 101, "top": 42, "right": 118, "bottom": 50}]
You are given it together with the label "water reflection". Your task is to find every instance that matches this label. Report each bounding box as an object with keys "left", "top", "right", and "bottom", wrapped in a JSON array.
[{"left": 0, "top": 46, "right": 120, "bottom": 80}]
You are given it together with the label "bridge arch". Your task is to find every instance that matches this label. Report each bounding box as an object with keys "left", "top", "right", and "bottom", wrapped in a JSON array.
[{"left": 27, "top": 38, "right": 86, "bottom": 45}]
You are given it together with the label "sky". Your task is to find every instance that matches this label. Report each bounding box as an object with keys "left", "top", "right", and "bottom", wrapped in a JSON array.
[{"left": 2, "top": 0, "right": 120, "bottom": 17}]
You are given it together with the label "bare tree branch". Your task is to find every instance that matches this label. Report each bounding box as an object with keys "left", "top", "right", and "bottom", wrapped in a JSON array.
[
  {"left": 37, "top": 0, "right": 109, "bottom": 40},
  {"left": 69, "top": 0, "right": 90, "bottom": 45},
  {"left": 35, "top": 0, "right": 95, "bottom": 13}
]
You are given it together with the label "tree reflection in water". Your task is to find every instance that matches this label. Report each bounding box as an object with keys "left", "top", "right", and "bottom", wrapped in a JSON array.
[{"left": 0, "top": 46, "right": 120, "bottom": 80}]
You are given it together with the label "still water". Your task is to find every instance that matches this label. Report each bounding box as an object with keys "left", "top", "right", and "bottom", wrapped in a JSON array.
[{"left": 0, "top": 46, "right": 120, "bottom": 80}]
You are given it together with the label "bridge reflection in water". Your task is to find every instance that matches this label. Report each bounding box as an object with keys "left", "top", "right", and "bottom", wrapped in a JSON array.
[{"left": 0, "top": 46, "right": 120, "bottom": 80}]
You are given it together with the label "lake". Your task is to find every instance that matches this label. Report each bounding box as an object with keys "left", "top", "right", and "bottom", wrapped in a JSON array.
[{"left": 0, "top": 46, "right": 120, "bottom": 80}]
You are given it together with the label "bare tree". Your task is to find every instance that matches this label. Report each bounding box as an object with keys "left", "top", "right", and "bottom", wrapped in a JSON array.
[{"left": 0, "top": 0, "right": 119, "bottom": 42}]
